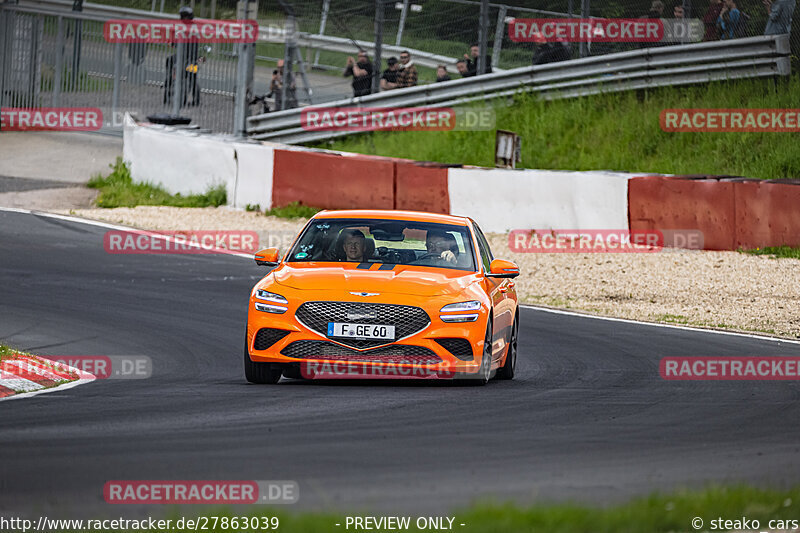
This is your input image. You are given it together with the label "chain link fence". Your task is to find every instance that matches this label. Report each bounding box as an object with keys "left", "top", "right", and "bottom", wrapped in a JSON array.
[
  {"left": 2, "top": 0, "right": 794, "bottom": 132},
  {"left": 0, "top": 2, "right": 244, "bottom": 133},
  {"left": 128, "top": 0, "right": 798, "bottom": 73}
]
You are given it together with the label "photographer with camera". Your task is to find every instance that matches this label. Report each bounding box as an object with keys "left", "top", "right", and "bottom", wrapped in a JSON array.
[
  {"left": 163, "top": 6, "right": 205, "bottom": 107},
  {"left": 717, "top": 0, "right": 743, "bottom": 39},
  {"left": 344, "top": 50, "right": 373, "bottom": 97}
]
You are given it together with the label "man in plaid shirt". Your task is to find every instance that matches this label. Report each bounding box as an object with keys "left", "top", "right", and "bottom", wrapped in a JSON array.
[{"left": 396, "top": 51, "right": 418, "bottom": 88}]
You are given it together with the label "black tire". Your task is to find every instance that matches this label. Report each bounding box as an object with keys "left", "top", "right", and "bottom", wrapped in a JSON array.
[
  {"left": 496, "top": 315, "right": 518, "bottom": 380},
  {"left": 244, "top": 340, "right": 282, "bottom": 384},
  {"left": 455, "top": 321, "right": 492, "bottom": 386}
]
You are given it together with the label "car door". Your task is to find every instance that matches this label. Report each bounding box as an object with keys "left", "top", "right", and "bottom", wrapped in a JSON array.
[{"left": 473, "top": 223, "right": 511, "bottom": 361}]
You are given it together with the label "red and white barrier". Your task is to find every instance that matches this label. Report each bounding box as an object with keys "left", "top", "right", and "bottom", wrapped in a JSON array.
[
  {"left": 628, "top": 175, "right": 800, "bottom": 250},
  {"left": 123, "top": 116, "right": 800, "bottom": 250}
]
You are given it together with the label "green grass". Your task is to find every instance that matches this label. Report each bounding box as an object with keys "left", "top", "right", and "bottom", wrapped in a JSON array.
[
  {"left": 314, "top": 76, "right": 800, "bottom": 180},
  {"left": 264, "top": 201, "right": 321, "bottom": 219},
  {"left": 0, "top": 343, "right": 22, "bottom": 361},
  {"left": 45, "top": 485, "right": 800, "bottom": 533},
  {"left": 743, "top": 246, "right": 800, "bottom": 259},
  {"left": 88, "top": 158, "right": 227, "bottom": 208}
]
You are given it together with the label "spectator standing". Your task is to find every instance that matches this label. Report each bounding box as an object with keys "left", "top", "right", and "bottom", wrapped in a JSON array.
[
  {"left": 272, "top": 59, "right": 297, "bottom": 110},
  {"left": 465, "top": 43, "right": 492, "bottom": 75},
  {"left": 456, "top": 59, "right": 473, "bottom": 77},
  {"left": 703, "top": 0, "right": 724, "bottom": 39},
  {"left": 673, "top": 4, "right": 685, "bottom": 17},
  {"left": 639, "top": 1, "right": 665, "bottom": 48},
  {"left": 645, "top": 0, "right": 665, "bottom": 17},
  {"left": 435, "top": 65, "right": 451, "bottom": 82},
  {"left": 380, "top": 57, "right": 400, "bottom": 91},
  {"left": 396, "top": 51, "right": 418, "bottom": 88},
  {"left": 531, "top": 32, "right": 571, "bottom": 65},
  {"left": 344, "top": 50, "right": 373, "bottom": 97},
  {"left": 164, "top": 6, "right": 203, "bottom": 106},
  {"left": 717, "top": 0, "right": 742, "bottom": 38},
  {"left": 763, "top": 0, "right": 795, "bottom": 34}
]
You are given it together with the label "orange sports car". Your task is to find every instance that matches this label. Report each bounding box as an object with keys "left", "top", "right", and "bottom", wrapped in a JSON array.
[{"left": 244, "top": 210, "right": 520, "bottom": 384}]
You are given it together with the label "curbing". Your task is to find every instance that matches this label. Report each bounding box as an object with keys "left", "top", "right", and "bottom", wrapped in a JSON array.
[{"left": 0, "top": 352, "right": 96, "bottom": 402}]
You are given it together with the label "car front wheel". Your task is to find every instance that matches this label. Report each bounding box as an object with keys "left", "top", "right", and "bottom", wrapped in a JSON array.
[
  {"left": 496, "top": 316, "right": 517, "bottom": 380},
  {"left": 244, "top": 340, "right": 282, "bottom": 384},
  {"left": 458, "top": 322, "right": 492, "bottom": 386}
]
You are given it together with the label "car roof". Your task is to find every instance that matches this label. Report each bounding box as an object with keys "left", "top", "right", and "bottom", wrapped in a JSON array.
[{"left": 312, "top": 209, "right": 471, "bottom": 226}]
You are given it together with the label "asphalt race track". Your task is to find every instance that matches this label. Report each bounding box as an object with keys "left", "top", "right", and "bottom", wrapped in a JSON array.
[{"left": 2, "top": 209, "right": 800, "bottom": 517}]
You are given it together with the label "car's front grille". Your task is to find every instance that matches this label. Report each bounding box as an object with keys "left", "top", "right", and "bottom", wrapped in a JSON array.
[
  {"left": 281, "top": 340, "right": 441, "bottom": 364},
  {"left": 295, "top": 301, "right": 430, "bottom": 349},
  {"left": 253, "top": 328, "right": 291, "bottom": 351},
  {"left": 435, "top": 338, "right": 474, "bottom": 361}
]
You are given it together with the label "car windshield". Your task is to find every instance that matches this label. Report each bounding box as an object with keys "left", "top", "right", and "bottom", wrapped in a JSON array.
[{"left": 287, "top": 218, "right": 477, "bottom": 271}]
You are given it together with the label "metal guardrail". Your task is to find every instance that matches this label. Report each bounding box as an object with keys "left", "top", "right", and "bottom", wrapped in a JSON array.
[
  {"left": 246, "top": 34, "right": 791, "bottom": 145},
  {"left": 17, "top": 0, "right": 466, "bottom": 70},
  {"left": 259, "top": 32, "right": 469, "bottom": 72}
]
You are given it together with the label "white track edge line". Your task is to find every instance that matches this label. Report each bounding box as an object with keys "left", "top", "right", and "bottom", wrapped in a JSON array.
[
  {"left": 0, "top": 207, "right": 253, "bottom": 259},
  {"left": 520, "top": 305, "right": 800, "bottom": 345},
  {"left": 3, "top": 207, "right": 797, "bottom": 345}
]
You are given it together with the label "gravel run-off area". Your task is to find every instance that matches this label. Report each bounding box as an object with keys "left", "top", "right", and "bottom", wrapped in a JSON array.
[{"left": 59, "top": 206, "right": 800, "bottom": 340}]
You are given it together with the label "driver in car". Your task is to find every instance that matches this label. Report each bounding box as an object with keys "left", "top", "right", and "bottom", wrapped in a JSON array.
[
  {"left": 341, "top": 229, "right": 369, "bottom": 262},
  {"left": 423, "top": 231, "right": 458, "bottom": 265}
]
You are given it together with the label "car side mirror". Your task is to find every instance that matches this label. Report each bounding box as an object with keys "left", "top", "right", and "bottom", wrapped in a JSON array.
[
  {"left": 487, "top": 259, "right": 519, "bottom": 278},
  {"left": 254, "top": 247, "right": 280, "bottom": 267}
]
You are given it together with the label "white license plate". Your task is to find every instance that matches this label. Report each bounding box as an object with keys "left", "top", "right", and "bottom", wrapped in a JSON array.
[{"left": 327, "top": 322, "right": 395, "bottom": 340}]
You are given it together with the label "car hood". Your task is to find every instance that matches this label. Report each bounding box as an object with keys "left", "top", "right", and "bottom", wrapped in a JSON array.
[{"left": 272, "top": 262, "right": 476, "bottom": 297}]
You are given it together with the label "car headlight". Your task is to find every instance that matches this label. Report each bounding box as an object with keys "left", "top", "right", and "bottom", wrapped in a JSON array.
[
  {"left": 440, "top": 301, "right": 481, "bottom": 312},
  {"left": 254, "top": 302, "right": 287, "bottom": 314},
  {"left": 255, "top": 289, "right": 288, "bottom": 314},
  {"left": 440, "top": 301, "right": 480, "bottom": 322},
  {"left": 256, "top": 289, "right": 288, "bottom": 304}
]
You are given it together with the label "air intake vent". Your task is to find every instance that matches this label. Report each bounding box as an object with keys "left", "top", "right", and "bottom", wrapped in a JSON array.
[
  {"left": 435, "top": 338, "right": 474, "bottom": 361},
  {"left": 253, "top": 328, "right": 290, "bottom": 351}
]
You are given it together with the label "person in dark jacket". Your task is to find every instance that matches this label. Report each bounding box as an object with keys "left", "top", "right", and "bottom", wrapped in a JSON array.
[
  {"left": 464, "top": 43, "right": 492, "bottom": 75},
  {"left": 703, "top": 0, "right": 724, "bottom": 39},
  {"left": 344, "top": 50, "right": 373, "bottom": 97},
  {"left": 164, "top": 6, "right": 202, "bottom": 106},
  {"left": 531, "top": 32, "right": 571, "bottom": 65},
  {"left": 380, "top": 57, "right": 400, "bottom": 91}
]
